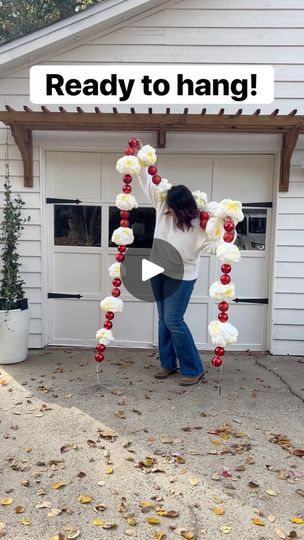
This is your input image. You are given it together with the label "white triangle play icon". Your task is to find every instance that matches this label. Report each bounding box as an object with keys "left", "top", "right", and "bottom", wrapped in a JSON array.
[{"left": 142, "top": 259, "right": 164, "bottom": 282}]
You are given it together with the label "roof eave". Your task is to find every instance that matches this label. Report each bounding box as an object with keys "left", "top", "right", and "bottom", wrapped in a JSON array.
[{"left": 0, "top": 0, "right": 162, "bottom": 73}]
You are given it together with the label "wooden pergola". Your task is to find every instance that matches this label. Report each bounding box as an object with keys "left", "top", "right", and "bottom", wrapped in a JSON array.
[{"left": 0, "top": 106, "right": 303, "bottom": 191}]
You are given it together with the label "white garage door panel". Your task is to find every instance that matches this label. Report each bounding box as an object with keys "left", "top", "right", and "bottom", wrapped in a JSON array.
[
  {"left": 193, "top": 256, "right": 210, "bottom": 298},
  {"left": 184, "top": 303, "right": 208, "bottom": 344},
  {"left": 213, "top": 155, "right": 274, "bottom": 201},
  {"left": 113, "top": 302, "right": 154, "bottom": 344},
  {"left": 219, "top": 256, "right": 267, "bottom": 297},
  {"left": 52, "top": 300, "right": 100, "bottom": 343},
  {"left": 160, "top": 156, "right": 213, "bottom": 194},
  {"left": 54, "top": 252, "right": 102, "bottom": 294},
  {"left": 228, "top": 304, "right": 267, "bottom": 346},
  {"left": 47, "top": 152, "right": 102, "bottom": 200}
]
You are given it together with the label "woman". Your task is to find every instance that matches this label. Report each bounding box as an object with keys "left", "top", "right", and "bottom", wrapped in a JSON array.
[{"left": 137, "top": 143, "right": 221, "bottom": 386}]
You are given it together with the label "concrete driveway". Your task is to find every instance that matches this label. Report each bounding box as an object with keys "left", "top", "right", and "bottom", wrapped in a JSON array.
[{"left": 0, "top": 348, "right": 303, "bottom": 540}]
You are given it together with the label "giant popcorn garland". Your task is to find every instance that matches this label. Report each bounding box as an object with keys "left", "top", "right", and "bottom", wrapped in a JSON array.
[{"left": 95, "top": 138, "right": 243, "bottom": 371}]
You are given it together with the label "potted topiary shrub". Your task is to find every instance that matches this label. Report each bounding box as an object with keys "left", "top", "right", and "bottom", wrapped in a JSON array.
[{"left": 0, "top": 142, "right": 30, "bottom": 364}]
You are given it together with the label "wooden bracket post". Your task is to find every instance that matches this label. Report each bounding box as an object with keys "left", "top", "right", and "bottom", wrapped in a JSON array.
[
  {"left": 280, "top": 127, "right": 299, "bottom": 192},
  {"left": 10, "top": 122, "right": 33, "bottom": 187},
  {"left": 157, "top": 125, "right": 166, "bottom": 148}
]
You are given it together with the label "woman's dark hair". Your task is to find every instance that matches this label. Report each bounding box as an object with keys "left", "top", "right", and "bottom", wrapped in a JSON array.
[{"left": 166, "top": 185, "right": 199, "bottom": 231}]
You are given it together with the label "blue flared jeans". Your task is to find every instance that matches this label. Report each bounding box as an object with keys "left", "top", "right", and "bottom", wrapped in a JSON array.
[{"left": 151, "top": 274, "right": 204, "bottom": 377}]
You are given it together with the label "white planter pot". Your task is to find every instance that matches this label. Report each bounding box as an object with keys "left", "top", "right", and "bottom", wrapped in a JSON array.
[{"left": 0, "top": 307, "right": 30, "bottom": 364}]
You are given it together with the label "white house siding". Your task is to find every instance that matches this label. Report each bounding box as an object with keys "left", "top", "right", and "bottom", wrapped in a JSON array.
[
  {"left": 0, "top": 0, "right": 304, "bottom": 353},
  {"left": 272, "top": 135, "right": 304, "bottom": 355}
]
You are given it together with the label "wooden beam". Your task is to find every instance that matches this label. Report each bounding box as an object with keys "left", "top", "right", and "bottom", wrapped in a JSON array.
[
  {"left": 1, "top": 110, "right": 304, "bottom": 132},
  {"left": 280, "top": 127, "right": 300, "bottom": 192},
  {"left": 10, "top": 122, "right": 33, "bottom": 187}
]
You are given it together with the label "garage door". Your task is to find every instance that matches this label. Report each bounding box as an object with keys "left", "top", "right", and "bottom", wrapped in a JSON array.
[{"left": 45, "top": 150, "right": 274, "bottom": 350}]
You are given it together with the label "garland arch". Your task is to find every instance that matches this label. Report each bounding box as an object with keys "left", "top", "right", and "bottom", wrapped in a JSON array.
[{"left": 95, "top": 138, "right": 243, "bottom": 376}]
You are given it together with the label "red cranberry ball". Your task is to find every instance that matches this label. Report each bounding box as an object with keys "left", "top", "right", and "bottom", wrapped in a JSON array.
[
  {"left": 116, "top": 253, "right": 125, "bottom": 263},
  {"left": 221, "top": 264, "right": 231, "bottom": 274},
  {"left": 120, "top": 210, "right": 129, "bottom": 219},
  {"left": 105, "top": 311, "right": 114, "bottom": 320},
  {"left": 224, "top": 221, "right": 235, "bottom": 232},
  {"left": 104, "top": 320, "right": 112, "bottom": 330},
  {"left": 95, "top": 353, "right": 104, "bottom": 362},
  {"left": 128, "top": 138, "right": 138, "bottom": 148},
  {"left": 211, "top": 356, "right": 222, "bottom": 368},
  {"left": 215, "top": 346, "right": 225, "bottom": 356},
  {"left": 112, "top": 288, "right": 121, "bottom": 297},
  {"left": 123, "top": 174, "right": 132, "bottom": 184},
  {"left": 218, "top": 312, "right": 229, "bottom": 322},
  {"left": 117, "top": 245, "right": 127, "bottom": 253},
  {"left": 152, "top": 175, "right": 161, "bottom": 185},
  {"left": 200, "top": 211, "right": 209, "bottom": 221},
  {"left": 124, "top": 147, "right": 134, "bottom": 156},
  {"left": 148, "top": 165, "right": 157, "bottom": 176},
  {"left": 96, "top": 343, "right": 105, "bottom": 353},
  {"left": 120, "top": 219, "right": 129, "bottom": 228},
  {"left": 200, "top": 219, "right": 208, "bottom": 230},
  {"left": 220, "top": 274, "right": 231, "bottom": 285},
  {"left": 123, "top": 185, "right": 132, "bottom": 194},
  {"left": 112, "top": 278, "right": 121, "bottom": 287},
  {"left": 218, "top": 301, "right": 229, "bottom": 312},
  {"left": 223, "top": 232, "right": 234, "bottom": 243}
]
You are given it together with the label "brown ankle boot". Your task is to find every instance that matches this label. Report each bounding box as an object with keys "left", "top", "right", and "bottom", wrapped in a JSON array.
[{"left": 154, "top": 368, "right": 178, "bottom": 379}]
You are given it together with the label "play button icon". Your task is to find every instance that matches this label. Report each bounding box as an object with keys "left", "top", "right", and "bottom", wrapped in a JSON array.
[
  {"left": 142, "top": 259, "right": 164, "bottom": 282},
  {"left": 121, "top": 238, "right": 184, "bottom": 302}
]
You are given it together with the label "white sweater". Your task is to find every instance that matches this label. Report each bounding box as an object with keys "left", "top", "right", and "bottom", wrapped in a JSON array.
[{"left": 137, "top": 166, "right": 220, "bottom": 280}]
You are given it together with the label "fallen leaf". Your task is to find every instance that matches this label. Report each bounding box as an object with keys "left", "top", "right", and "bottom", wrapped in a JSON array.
[
  {"left": 288, "top": 531, "right": 298, "bottom": 539},
  {"left": 290, "top": 517, "right": 304, "bottom": 525},
  {"left": 246, "top": 454, "right": 255, "bottom": 465},
  {"left": 268, "top": 515, "right": 276, "bottom": 523},
  {"left": 296, "top": 489, "right": 304, "bottom": 497},
  {"left": 15, "top": 505, "right": 25, "bottom": 513},
  {"left": 50, "top": 535, "right": 65, "bottom": 540},
  {"left": 119, "top": 497, "right": 127, "bottom": 513},
  {"left": 235, "top": 465, "right": 245, "bottom": 472},
  {"left": 275, "top": 529, "right": 287, "bottom": 539},
  {"left": 105, "top": 467, "right": 113, "bottom": 475},
  {"left": 36, "top": 501, "right": 52, "bottom": 509},
  {"left": 64, "top": 526, "right": 80, "bottom": 539},
  {"left": 94, "top": 504, "right": 106, "bottom": 512},
  {"left": 293, "top": 449, "right": 304, "bottom": 457},
  {"left": 115, "top": 409, "right": 126, "bottom": 419},
  {"left": 97, "top": 480, "right": 106, "bottom": 486},
  {"left": 189, "top": 478, "right": 200, "bottom": 486},
  {"left": 180, "top": 531, "right": 196, "bottom": 539},
  {"left": 93, "top": 518, "right": 105, "bottom": 526},
  {"left": 97, "top": 429, "right": 117, "bottom": 440},
  {"left": 21, "top": 518, "right": 31, "bottom": 526},
  {"left": 48, "top": 508, "right": 63, "bottom": 517},
  {"left": 127, "top": 517, "right": 137, "bottom": 526},
  {"left": 252, "top": 517, "right": 265, "bottom": 526},
  {"left": 78, "top": 495, "right": 92, "bottom": 504},
  {"left": 212, "top": 507, "right": 225, "bottom": 515},
  {"left": 220, "top": 526, "right": 232, "bottom": 534},
  {"left": 266, "top": 489, "right": 278, "bottom": 497},
  {"left": 1, "top": 498, "right": 14, "bottom": 506},
  {"left": 51, "top": 481, "right": 67, "bottom": 490},
  {"left": 248, "top": 481, "right": 259, "bottom": 490},
  {"left": 147, "top": 517, "right": 160, "bottom": 525},
  {"left": 155, "top": 532, "right": 166, "bottom": 539},
  {"left": 102, "top": 523, "right": 117, "bottom": 529}
]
